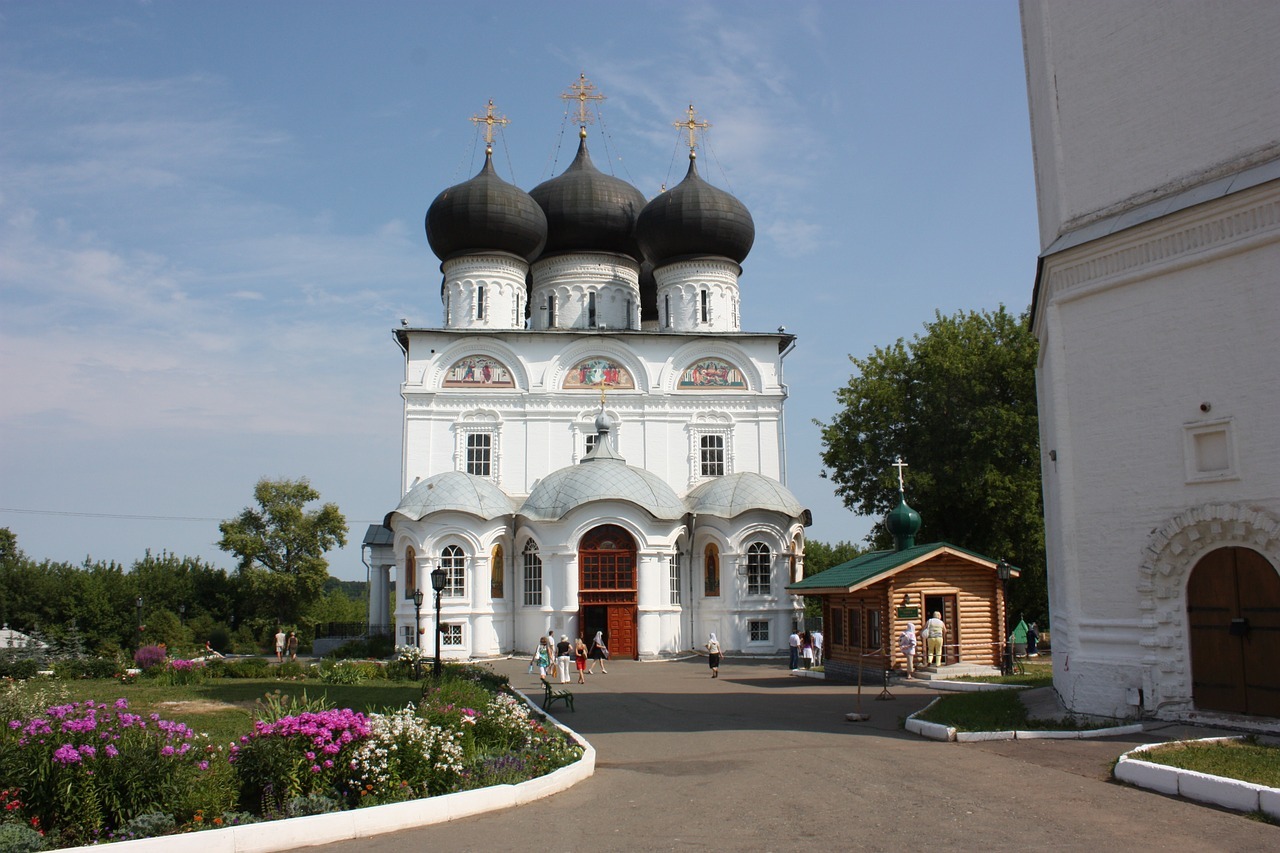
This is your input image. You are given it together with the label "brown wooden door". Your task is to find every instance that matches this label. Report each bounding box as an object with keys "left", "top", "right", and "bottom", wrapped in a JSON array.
[
  {"left": 1188, "top": 547, "right": 1280, "bottom": 716},
  {"left": 578, "top": 525, "right": 638, "bottom": 660},
  {"left": 606, "top": 606, "right": 637, "bottom": 660}
]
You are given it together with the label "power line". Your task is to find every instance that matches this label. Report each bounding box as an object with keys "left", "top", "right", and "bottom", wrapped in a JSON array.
[{"left": 0, "top": 507, "right": 383, "bottom": 525}]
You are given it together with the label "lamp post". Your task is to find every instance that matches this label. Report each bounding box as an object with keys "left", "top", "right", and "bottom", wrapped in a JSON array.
[
  {"left": 430, "top": 565, "right": 447, "bottom": 680},
  {"left": 135, "top": 596, "right": 144, "bottom": 644},
  {"left": 996, "top": 559, "right": 1014, "bottom": 675},
  {"left": 412, "top": 589, "right": 425, "bottom": 680}
]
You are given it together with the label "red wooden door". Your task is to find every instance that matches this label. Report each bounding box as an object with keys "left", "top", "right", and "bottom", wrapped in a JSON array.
[
  {"left": 606, "top": 606, "right": 637, "bottom": 660},
  {"left": 1188, "top": 547, "right": 1280, "bottom": 716}
]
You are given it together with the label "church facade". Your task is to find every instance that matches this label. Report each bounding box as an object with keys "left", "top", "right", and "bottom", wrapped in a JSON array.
[
  {"left": 1022, "top": 1, "right": 1280, "bottom": 720},
  {"left": 366, "top": 93, "right": 809, "bottom": 660}
]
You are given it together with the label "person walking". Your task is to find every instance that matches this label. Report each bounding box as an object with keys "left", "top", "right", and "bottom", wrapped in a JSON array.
[
  {"left": 274, "top": 628, "right": 286, "bottom": 663},
  {"left": 535, "top": 637, "right": 552, "bottom": 679},
  {"left": 800, "top": 631, "right": 815, "bottom": 670},
  {"left": 587, "top": 630, "right": 609, "bottom": 674},
  {"left": 574, "top": 638, "right": 588, "bottom": 684},
  {"left": 556, "top": 635, "right": 572, "bottom": 684},
  {"left": 286, "top": 631, "right": 298, "bottom": 662},
  {"left": 924, "top": 611, "right": 946, "bottom": 667},
  {"left": 898, "top": 622, "right": 917, "bottom": 677},
  {"left": 788, "top": 629, "right": 801, "bottom": 670},
  {"left": 706, "top": 633, "right": 723, "bottom": 678},
  {"left": 812, "top": 629, "right": 824, "bottom": 667}
]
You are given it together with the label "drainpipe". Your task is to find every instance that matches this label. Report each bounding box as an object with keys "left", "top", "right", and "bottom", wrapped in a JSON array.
[
  {"left": 687, "top": 513, "right": 697, "bottom": 649},
  {"left": 778, "top": 335, "right": 797, "bottom": 486}
]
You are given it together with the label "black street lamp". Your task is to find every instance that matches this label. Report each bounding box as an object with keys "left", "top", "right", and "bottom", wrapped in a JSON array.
[
  {"left": 996, "top": 559, "right": 1014, "bottom": 675},
  {"left": 135, "top": 596, "right": 144, "bottom": 644},
  {"left": 412, "top": 589, "right": 425, "bottom": 680},
  {"left": 430, "top": 565, "right": 447, "bottom": 680}
]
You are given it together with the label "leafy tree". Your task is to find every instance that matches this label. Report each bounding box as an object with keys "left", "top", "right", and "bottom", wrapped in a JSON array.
[
  {"left": 800, "top": 539, "right": 865, "bottom": 618},
  {"left": 218, "top": 478, "right": 348, "bottom": 626},
  {"left": 817, "top": 306, "right": 1046, "bottom": 623}
]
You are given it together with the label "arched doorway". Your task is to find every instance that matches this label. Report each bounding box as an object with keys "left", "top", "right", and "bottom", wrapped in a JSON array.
[
  {"left": 578, "top": 524, "right": 638, "bottom": 660},
  {"left": 1187, "top": 546, "right": 1280, "bottom": 717}
]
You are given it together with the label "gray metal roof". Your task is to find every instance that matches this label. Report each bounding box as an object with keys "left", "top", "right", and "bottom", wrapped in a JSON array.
[
  {"left": 686, "top": 472, "right": 806, "bottom": 520},
  {"left": 385, "top": 471, "right": 516, "bottom": 525},
  {"left": 521, "top": 458, "right": 686, "bottom": 521},
  {"left": 362, "top": 524, "right": 394, "bottom": 547}
]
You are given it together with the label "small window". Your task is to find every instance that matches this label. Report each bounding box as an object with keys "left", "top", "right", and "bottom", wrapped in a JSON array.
[
  {"left": 522, "top": 540, "right": 543, "bottom": 606},
  {"left": 831, "top": 606, "right": 844, "bottom": 646},
  {"left": 441, "top": 624, "right": 463, "bottom": 647},
  {"left": 704, "top": 544, "right": 720, "bottom": 597},
  {"left": 848, "top": 608, "right": 862, "bottom": 648},
  {"left": 700, "top": 289, "right": 709, "bottom": 323},
  {"left": 868, "top": 609, "right": 882, "bottom": 651},
  {"left": 626, "top": 299, "right": 632, "bottom": 329},
  {"left": 749, "top": 620, "right": 770, "bottom": 643},
  {"left": 700, "top": 434, "right": 725, "bottom": 477},
  {"left": 588, "top": 292, "right": 597, "bottom": 328},
  {"left": 746, "top": 542, "right": 771, "bottom": 595},
  {"left": 669, "top": 553, "right": 682, "bottom": 606},
  {"left": 664, "top": 295, "right": 671, "bottom": 329},
  {"left": 585, "top": 433, "right": 598, "bottom": 456},
  {"left": 548, "top": 296, "right": 557, "bottom": 328},
  {"left": 466, "top": 433, "right": 492, "bottom": 477},
  {"left": 476, "top": 285, "right": 485, "bottom": 320},
  {"left": 441, "top": 544, "right": 466, "bottom": 598},
  {"left": 490, "top": 544, "right": 504, "bottom": 599},
  {"left": 444, "top": 294, "right": 452, "bottom": 326}
]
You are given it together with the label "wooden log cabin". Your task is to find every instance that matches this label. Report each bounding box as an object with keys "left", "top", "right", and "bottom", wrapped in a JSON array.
[{"left": 788, "top": 489, "right": 1018, "bottom": 680}]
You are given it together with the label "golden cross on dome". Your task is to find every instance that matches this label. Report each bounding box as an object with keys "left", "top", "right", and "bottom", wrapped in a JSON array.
[
  {"left": 562, "top": 73, "right": 605, "bottom": 129},
  {"left": 674, "top": 104, "right": 711, "bottom": 156},
  {"left": 470, "top": 99, "right": 510, "bottom": 151},
  {"left": 598, "top": 379, "right": 608, "bottom": 407},
  {"left": 892, "top": 456, "right": 909, "bottom": 491}
]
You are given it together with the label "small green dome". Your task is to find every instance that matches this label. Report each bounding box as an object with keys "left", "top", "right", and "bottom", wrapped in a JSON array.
[{"left": 886, "top": 490, "right": 921, "bottom": 551}]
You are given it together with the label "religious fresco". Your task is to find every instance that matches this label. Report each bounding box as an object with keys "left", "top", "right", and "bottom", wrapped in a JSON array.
[
  {"left": 563, "top": 358, "right": 635, "bottom": 390},
  {"left": 677, "top": 358, "right": 746, "bottom": 389},
  {"left": 442, "top": 355, "right": 515, "bottom": 388}
]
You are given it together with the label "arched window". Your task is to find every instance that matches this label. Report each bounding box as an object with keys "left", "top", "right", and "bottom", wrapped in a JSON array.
[
  {"left": 704, "top": 544, "right": 720, "bottom": 597},
  {"left": 440, "top": 545, "right": 466, "bottom": 598},
  {"left": 404, "top": 546, "right": 417, "bottom": 600},
  {"left": 522, "top": 539, "right": 543, "bottom": 606},
  {"left": 746, "top": 542, "right": 771, "bottom": 596},
  {"left": 490, "top": 544, "right": 504, "bottom": 599}
]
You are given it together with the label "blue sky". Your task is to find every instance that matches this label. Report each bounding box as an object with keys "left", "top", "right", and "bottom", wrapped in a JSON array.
[{"left": 0, "top": 1, "right": 1037, "bottom": 582}]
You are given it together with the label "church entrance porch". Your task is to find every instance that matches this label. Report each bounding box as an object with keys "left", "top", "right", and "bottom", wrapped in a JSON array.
[
  {"left": 578, "top": 524, "right": 639, "bottom": 660},
  {"left": 1187, "top": 546, "right": 1280, "bottom": 717}
]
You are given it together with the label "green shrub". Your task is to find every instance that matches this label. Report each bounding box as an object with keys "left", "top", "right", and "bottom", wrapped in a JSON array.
[
  {"left": 319, "top": 660, "right": 381, "bottom": 685},
  {"left": 276, "top": 661, "right": 308, "bottom": 679},
  {"left": 0, "top": 658, "right": 39, "bottom": 680},
  {"left": 325, "top": 635, "right": 394, "bottom": 660},
  {"left": 203, "top": 658, "right": 228, "bottom": 679},
  {"left": 0, "top": 823, "right": 45, "bottom": 853},
  {"left": 50, "top": 657, "right": 118, "bottom": 680},
  {"left": 224, "top": 658, "right": 270, "bottom": 679}
]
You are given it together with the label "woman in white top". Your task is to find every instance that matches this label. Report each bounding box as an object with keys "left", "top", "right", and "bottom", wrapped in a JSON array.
[
  {"left": 706, "top": 633, "right": 723, "bottom": 678},
  {"left": 898, "top": 622, "right": 917, "bottom": 677}
]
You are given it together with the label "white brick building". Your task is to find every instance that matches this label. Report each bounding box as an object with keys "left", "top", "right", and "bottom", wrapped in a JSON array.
[{"left": 1022, "top": 0, "right": 1280, "bottom": 720}]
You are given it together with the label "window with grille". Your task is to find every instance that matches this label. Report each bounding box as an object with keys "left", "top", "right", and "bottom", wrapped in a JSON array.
[
  {"left": 700, "top": 434, "right": 725, "bottom": 477},
  {"left": 404, "top": 546, "right": 417, "bottom": 600},
  {"left": 749, "top": 620, "right": 770, "bottom": 643},
  {"left": 522, "top": 540, "right": 542, "bottom": 606},
  {"left": 700, "top": 288, "right": 709, "bottom": 323},
  {"left": 441, "top": 624, "right": 463, "bottom": 647},
  {"left": 669, "top": 553, "right": 682, "bottom": 605},
  {"left": 476, "top": 285, "right": 485, "bottom": 320},
  {"left": 831, "top": 607, "right": 844, "bottom": 646},
  {"left": 466, "top": 433, "right": 492, "bottom": 477},
  {"left": 579, "top": 525, "right": 637, "bottom": 591},
  {"left": 848, "top": 608, "right": 862, "bottom": 648},
  {"left": 868, "top": 609, "right": 882, "bottom": 651},
  {"left": 746, "top": 542, "right": 771, "bottom": 595},
  {"left": 588, "top": 291, "right": 597, "bottom": 327},
  {"left": 440, "top": 545, "right": 465, "bottom": 598},
  {"left": 548, "top": 296, "right": 557, "bottom": 328},
  {"left": 585, "top": 433, "right": 597, "bottom": 456},
  {"left": 704, "top": 544, "right": 720, "bottom": 597}
]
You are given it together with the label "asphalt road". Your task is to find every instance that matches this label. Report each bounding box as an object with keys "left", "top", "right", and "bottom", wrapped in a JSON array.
[{"left": 313, "top": 656, "right": 1275, "bottom": 852}]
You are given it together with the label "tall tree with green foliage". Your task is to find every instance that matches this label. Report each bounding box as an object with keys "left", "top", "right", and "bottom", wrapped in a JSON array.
[
  {"left": 817, "top": 306, "right": 1047, "bottom": 622},
  {"left": 217, "top": 478, "right": 347, "bottom": 626}
]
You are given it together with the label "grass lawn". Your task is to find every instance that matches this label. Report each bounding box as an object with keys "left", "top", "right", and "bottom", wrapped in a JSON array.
[
  {"left": 1137, "top": 738, "right": 1280, "bottom": 788},
  {"left": 51, "top": 678, "right": 425, "bottom": 744},
  {"left": 953, "top": 659, "right": 1054, "bottom": 690},
  {"left": 916, "top": 682, "right": 1099, "bottom": 732}
]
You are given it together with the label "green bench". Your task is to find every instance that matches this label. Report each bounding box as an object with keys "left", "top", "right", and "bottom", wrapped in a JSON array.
[{"left": 540, "top": 677, "right": 575, "bottom": 712}]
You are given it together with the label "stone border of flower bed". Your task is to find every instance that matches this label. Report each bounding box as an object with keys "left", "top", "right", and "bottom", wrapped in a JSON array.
[
  {"left": 58, "top": 691, "right": 595, "bottom": 853},
  {"left": 904, "top": 697, "right": 1145, "bottom": 742},
  {"left": 1114, "top": 737, "right": 1280, "bottom": 818}
]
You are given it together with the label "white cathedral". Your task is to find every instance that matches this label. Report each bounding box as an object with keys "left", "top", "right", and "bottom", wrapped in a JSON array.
[{"left": 364, "top": 91, "right": 809, "bottom": 660}]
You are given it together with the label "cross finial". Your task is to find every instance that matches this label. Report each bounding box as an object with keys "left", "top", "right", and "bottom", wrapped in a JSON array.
[
  {"left": 674, "top": 104, "right": 711, "bottom": 158},
  {"left": 470, "top": 99, "right": 510, "bottom": 152},
  {"left": 599, "top": 379, "right": 608, "bottom": 408},
  {"left": 562, "top": 73, "right": 605, "bottom": 129},
  {"left": 892, "top": 456, "right": 909, "bottom": 492}
]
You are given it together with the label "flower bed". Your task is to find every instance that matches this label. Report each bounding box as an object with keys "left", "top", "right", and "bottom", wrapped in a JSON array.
[{"left": 0, "top": 664, "right": 582, "bottom": 849}]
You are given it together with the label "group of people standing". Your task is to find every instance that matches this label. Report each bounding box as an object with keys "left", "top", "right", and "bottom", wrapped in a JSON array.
[
  {"left": 786, "top": 629, "right": 823, "bottom": 670},
  {"left": 898, "top": 611, "right": 947, "bottom": 677},
  {"left": 273, "top": 628, "right": 298, "bottom": 663},
  {"left": 533, "top": 631, "right": 609, "bottom": 684}
]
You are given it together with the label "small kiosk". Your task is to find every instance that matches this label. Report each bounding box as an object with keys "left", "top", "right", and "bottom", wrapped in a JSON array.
[{"left": 788, "top": 484, "right": 1018, "bottom": 680}]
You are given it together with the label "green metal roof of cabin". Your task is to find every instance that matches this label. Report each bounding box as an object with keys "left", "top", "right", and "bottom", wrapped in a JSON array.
[{"left": 787, "top": 541, "right": 1016, "bottom": 594}]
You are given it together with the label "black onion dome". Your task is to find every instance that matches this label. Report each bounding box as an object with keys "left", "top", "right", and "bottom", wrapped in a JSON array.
[
  {"left": 529, "top": 135, "right": 647, "bottom": 261},
  {"left": 636, "top": 155, "right": 754, "bottom": 266},
  {"left": 425, "top": 150, "right": 548, "bottom": 263}
]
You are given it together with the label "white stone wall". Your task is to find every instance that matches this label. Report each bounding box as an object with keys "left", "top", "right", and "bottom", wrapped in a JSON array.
[
  {"left": 1021, "top": 0, "right": 1280, "bottom": 248},
  {"left": 440, "top": 254, "right": 529, "bottom": 331},
  {"left": 1034, "top": 180, "right": 1280, "bottom": 718}
]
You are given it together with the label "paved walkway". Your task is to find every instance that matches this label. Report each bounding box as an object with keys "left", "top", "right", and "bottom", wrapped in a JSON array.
[{"left": 315, "top": 656, "right": 1275, "bottom": 852}]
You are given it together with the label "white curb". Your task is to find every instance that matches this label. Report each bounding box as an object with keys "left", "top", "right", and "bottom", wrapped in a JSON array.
[
  {"left": 1116, "top": 737, "right": 1280, "bottom": 819},
  {"left": 61, "top": 689, "right": 594, "bottom": 853}
]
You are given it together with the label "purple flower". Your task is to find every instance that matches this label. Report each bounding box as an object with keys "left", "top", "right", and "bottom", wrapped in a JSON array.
[
  {"left": 105, "top": 745, "right": 119, "bottom": 758},
  {"left": 52, "top": 744, "right": 82, "bottom": 765},
  {"left": 114, "top": 698, "right": 129, "bottom": 710},
  {"left": 198, "top": 760, "right": 209, "bottom": 770},
  {"left": 160, "top": 745, "right": 175, "bottom": 757}
]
